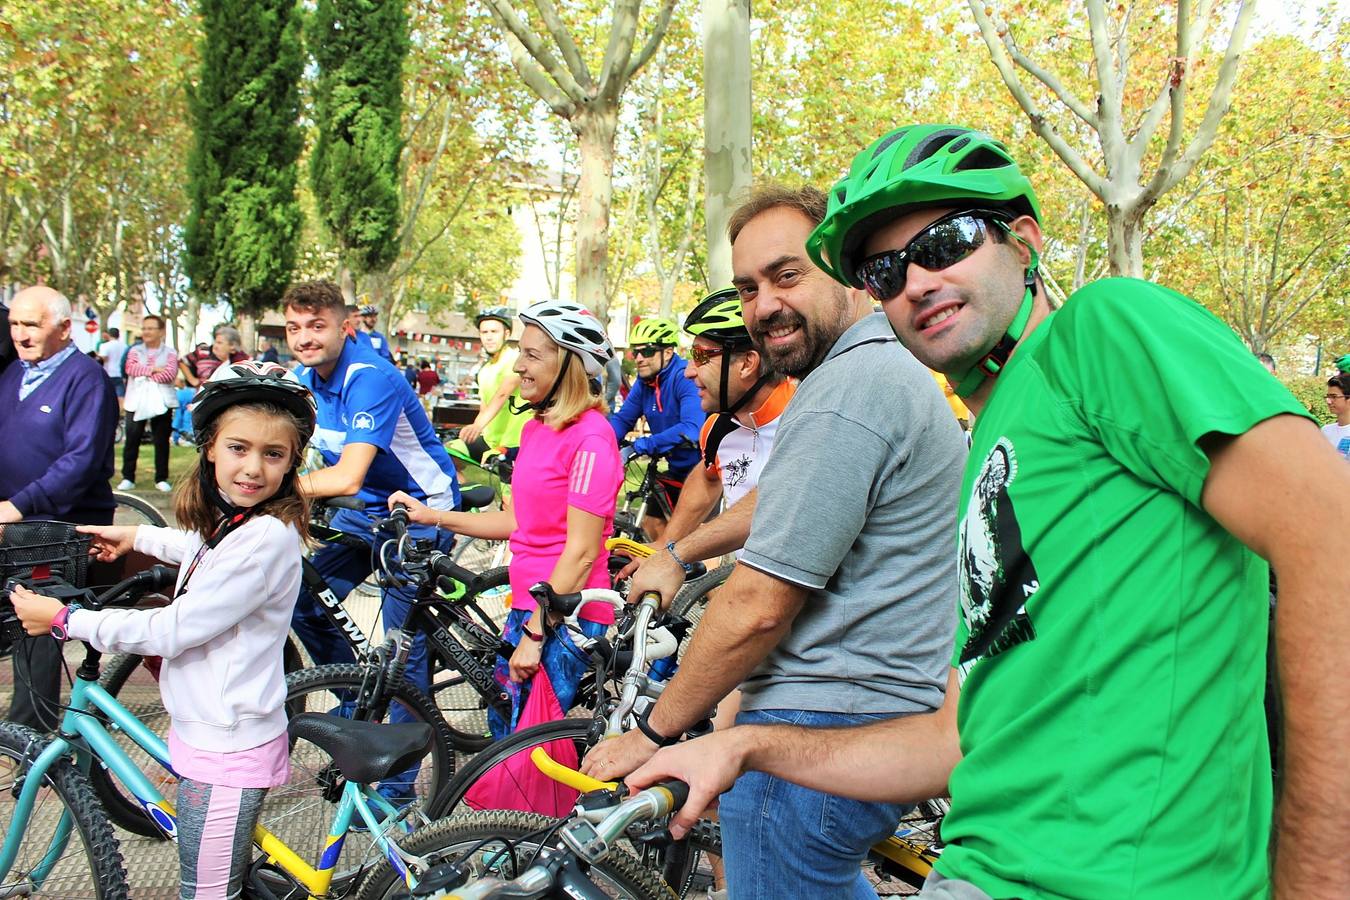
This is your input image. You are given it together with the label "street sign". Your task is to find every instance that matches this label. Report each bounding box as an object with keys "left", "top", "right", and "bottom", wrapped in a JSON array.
[{"left": 85, "top": 320, "right": 99, "bottom": 334}]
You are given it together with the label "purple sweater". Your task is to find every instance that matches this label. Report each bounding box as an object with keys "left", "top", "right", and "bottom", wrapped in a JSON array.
[{"left": 0, "top": 349, "right": 118, "bottom": 524}]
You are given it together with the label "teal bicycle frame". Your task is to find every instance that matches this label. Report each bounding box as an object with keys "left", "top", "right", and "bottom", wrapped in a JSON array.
[{"left": 0, "top": 663, "right": 425, "bottom": 897}]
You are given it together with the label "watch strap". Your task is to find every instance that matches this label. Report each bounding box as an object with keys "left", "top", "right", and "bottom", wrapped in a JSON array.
[{"left": 636, "top": 708, "right": 679, "bottom": 747}]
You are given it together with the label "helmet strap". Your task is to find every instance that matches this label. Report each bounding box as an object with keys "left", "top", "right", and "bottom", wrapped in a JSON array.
[
  {"left": 703, "top": 346, "right": 770, "bottom": 469},
  {"left": 510, "top": 350, "right": 573, "bottom": 414},
  {"left": 952, "top": 242, "right": 1040, "bottom": 399}
]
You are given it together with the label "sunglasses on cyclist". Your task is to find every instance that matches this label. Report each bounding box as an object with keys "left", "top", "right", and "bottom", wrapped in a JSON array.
[
  {"left": 630, "top": 345, "right": 664, "bottom": 359},
  {"left": 856, "top": 210, "right": 1009, "bottom": 303},
  {"left": 688, "top": 345, "right": 727, "bottom": 367}
]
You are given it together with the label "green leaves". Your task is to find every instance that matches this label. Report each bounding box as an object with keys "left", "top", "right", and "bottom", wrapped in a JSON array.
[{"left": 185, "top": 0, "right": 305, "bottom": 316}]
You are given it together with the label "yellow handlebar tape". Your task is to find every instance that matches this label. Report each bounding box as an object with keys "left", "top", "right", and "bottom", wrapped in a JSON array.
[
  {"left": 530, "top": 747, "right": 618, "bottom": 793},
  {"left": 604, "top": 536, "right": 655, "bottom": 559}
]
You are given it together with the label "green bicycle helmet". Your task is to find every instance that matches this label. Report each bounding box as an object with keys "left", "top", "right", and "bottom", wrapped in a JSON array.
[
  {"left": 1336, "top": 354, "right": 1350, "bottom": 375},
  {"left": 629, "top": 317, "right": 679, "bottom": 347},
  {"left": 683, "top": 288, "right": 752, "bottom": 347},
  {"left": 807, "top": 124, "right": 1041, "bottom": 287},
  {"left": 808, "top": 124, "right": 1043, "bottom": 399}
]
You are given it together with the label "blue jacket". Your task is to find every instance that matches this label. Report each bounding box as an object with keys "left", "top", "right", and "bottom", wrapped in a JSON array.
[{"left": 609, "top": 353, "right": 706, "bottom": 478}]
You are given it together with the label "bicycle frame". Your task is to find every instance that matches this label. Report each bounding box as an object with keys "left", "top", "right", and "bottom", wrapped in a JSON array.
[{"left": 0, "top": 666, "right": 420, "bottom": 898}]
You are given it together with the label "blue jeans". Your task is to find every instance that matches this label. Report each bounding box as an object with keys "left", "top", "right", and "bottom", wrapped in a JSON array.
[
  {"left": 290, "top": 517, "right": 455, "bottom": 799},
  {"left": 720, "top": 708, "right": 911, "bottom": 900}
]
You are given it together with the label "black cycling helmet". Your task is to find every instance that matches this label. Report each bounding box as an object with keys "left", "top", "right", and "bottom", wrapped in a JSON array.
[
  {"left": 191, "top": 360, "right": 317, "bottom": 448},
  {"left": 475, "top": 306, "right": 515, "bottom": 329}
]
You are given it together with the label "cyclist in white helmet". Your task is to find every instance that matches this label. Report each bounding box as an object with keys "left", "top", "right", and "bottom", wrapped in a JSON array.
[{"left": 391, "top": 301, "right": 625, "bottom": 738}]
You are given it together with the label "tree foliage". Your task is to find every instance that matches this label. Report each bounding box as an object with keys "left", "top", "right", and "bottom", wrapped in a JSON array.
[
  {"left": 184, "top": 0, "right": 304, "bottom": 317},
  {"left": 308, "top": 0, "right": 408, "bottom": 275}
]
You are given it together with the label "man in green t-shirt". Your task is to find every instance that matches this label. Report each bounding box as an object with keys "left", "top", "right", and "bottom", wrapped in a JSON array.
[
  {"left": 459, "top": 306, "right": 529, "bottom": 461},
  {"left": 625, "top": 126, "right": 1350, "bottom": 900}
]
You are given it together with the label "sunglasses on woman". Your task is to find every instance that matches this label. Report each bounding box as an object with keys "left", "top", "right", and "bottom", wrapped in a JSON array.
[{"left": 856, "top": 210, "right": 1011, "bottom": 302}]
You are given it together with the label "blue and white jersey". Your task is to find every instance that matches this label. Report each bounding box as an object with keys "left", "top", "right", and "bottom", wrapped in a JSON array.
[
  {"left": 298, "top": 338, "right": 460, "bottom": 521},
  {"left": 361, "top": 329, "right": 395, "bottom": 363}
]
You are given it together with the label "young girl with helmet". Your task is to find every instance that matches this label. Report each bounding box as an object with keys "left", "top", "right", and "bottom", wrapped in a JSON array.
[
  {"left": 391, "top": 301, "right": 623, "bottom": 741},
  {"left": 12, "top": 360, "right": 317, "bottom": 899}
]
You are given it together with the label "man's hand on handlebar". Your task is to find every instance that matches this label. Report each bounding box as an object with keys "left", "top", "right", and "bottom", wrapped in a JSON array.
[
  {"left": 625, "top": 730, "right": 746, "bottom": 840},
  {"left": 387, "top": 491, "right": 439, "bottom": 527},
  {"left": 625, "top": 550, "right": 685, "bottom": 611},
  {"left": 10, "top": 585, "right": 66, "bottom": 636},
  {"left": 76, "top": 524, "right": 138, "bottom": 563}
]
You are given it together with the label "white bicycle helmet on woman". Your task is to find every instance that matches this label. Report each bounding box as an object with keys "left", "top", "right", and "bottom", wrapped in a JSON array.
[{"left": 514, "top": 300, "right": 615, "bottom": 412}]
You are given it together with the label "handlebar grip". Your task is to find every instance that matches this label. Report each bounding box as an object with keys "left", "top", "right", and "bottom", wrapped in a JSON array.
[
  {"left": 141, "top": 565, "right": 179, "bottom": 593},
  {"left": 431, "top": 555, "right": 482, "bottom": 587},
  {"left": 324, "top": 495, "right": 365, "bottom": 511},
  {"left": 652, "top": 779, "right": 690, "bottom": 812}
]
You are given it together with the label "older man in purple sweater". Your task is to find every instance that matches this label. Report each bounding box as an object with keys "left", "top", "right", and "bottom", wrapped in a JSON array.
[{"left": 1, "top": 285, "right": 118, "bottom": 728}]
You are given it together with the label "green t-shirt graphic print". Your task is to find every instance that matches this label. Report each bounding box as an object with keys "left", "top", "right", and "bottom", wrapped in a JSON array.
[{"left": 937, "top": 278, "right": 1311, "bottom": 899}]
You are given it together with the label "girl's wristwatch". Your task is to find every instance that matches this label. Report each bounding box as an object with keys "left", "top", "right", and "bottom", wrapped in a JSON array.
[{"left": 50, "top": 604, "right": 81, "bottom": 642}]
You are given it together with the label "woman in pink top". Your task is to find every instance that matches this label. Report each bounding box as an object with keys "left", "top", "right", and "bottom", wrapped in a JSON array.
[{"left": 391, "top": 301, "right": 621, "bottom": 738}]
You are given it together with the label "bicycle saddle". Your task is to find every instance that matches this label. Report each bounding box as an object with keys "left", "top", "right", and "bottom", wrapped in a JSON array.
[
  {"left": 287, "top": 712, "right": 434, "bottom": 785},
  {"left": 456, "top": 484, "right": 496, "bottom": 512}
]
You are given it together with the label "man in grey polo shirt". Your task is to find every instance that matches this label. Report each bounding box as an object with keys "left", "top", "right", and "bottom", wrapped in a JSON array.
[{"left": 585, "top": 185, "right": 966, "bottom": 898}]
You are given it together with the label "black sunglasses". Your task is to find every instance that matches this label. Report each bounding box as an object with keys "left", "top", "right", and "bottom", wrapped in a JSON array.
[
  {"left": 630, "top": 345, "right": 663, "bottom": 359},
  {"left": 856, "top": 210, "right": 1009, "bottom": 302}
]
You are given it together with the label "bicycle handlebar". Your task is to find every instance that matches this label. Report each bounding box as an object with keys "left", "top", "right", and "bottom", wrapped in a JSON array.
[{"left": 433, "top": 754, "right": 691, "bottom": 899}]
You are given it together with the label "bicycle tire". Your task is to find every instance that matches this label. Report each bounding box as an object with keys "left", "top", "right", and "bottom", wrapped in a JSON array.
[
  {"left": 89, "top": 638, "right": 305, "bottom": 840},
  {"left": 451, "top": 535, "right": 512, "bottom": 571},
  {"left": 111, "top": 492, "right": 168, "bottom": 528},
  {"left": 0, "top": 722, "right": 130, "bottom": 899},
  {"left": 432, "top": 717, "right": 595, "bottom": 819},
  {"left": 262, "top": 663, "right": 457, "bottom": 891},
  {"left": 428, "top": 565, "right": 512, "bottom": 754},
  {"left": 353, "top": 810, "right": 675, "bottom": 900},
  {"left": 669, "top": 562, "right": 734, "bottom": 663}
]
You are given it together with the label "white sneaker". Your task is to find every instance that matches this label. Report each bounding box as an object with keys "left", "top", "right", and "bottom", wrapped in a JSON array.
[
  {"left": 116, "top": 480, "right": 135, "bottom": 491},
  {"left": 155, "top": 481, "right": 173, "bottom": 492}
]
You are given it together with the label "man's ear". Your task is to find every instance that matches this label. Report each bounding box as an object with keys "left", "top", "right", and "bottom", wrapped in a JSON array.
[{"left": 1007, "top": 215, "right": 1044, "bottom": 264}]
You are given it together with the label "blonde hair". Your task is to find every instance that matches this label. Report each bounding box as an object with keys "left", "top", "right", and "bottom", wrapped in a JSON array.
[
  {"left": 539, "top": 349, "right": 605, "bottom": 430},
  {"left": 175, "top": 403, "right": 314, "bottom": 544}
]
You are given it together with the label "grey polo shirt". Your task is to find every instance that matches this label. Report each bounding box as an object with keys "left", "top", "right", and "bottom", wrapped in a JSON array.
[{"left": 739, "top": 312, "right": 966, "bottom": 715}]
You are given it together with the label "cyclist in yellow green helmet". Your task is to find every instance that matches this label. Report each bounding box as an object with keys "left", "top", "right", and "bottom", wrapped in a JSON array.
[{"left": 459, "top": 306, "right": 530, "bottom": 461}]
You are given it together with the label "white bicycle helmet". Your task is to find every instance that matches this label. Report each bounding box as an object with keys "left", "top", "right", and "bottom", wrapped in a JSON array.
[
  {"left": 517, "top": 300, "right": 614, "bottom": 377},
  {"left": 191, "top": 360, "right": 317, "bottom": 447}
]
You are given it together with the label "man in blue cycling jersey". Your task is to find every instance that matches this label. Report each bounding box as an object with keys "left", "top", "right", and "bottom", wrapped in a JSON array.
[
  {"left": 609, "top": 316, "right": 706, "bottom": 540},
  {"left": 284, "top": 281, "right": 460, "bottom": 785},
  {"left": 359, "top": 304, "right": 396, "bottom": 363}
]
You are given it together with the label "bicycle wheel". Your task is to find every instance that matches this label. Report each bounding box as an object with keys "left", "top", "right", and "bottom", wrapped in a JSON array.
[
  {"left": 88, "top": 638, "right": 305, "bottom": 840},
  {"left": 669, "top": 562, "right": 734, "bottom": 663},
  {"left": 264, "top": 663, "right": 457, "bottom": 890},
  {"left": 111, "top": 492, "right": 168, "bottom": 527},
  {"left": 353, "top": 810, "right": 675, "bottom": 900},
  {"left": 429, "top": 565, "right": 512, "bottom": 754},
  {"left": 0, "top": 722, "right": 130, "bottom": 899}
]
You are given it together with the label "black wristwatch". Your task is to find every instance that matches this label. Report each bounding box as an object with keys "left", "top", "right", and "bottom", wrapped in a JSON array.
[{"left": 636, "top": 707, "right": 680, "bottom": 748}]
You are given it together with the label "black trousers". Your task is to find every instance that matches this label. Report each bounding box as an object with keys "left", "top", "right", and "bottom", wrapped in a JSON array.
[{"left": 122, "top": 410, "right": 172, "bottom": 483}]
